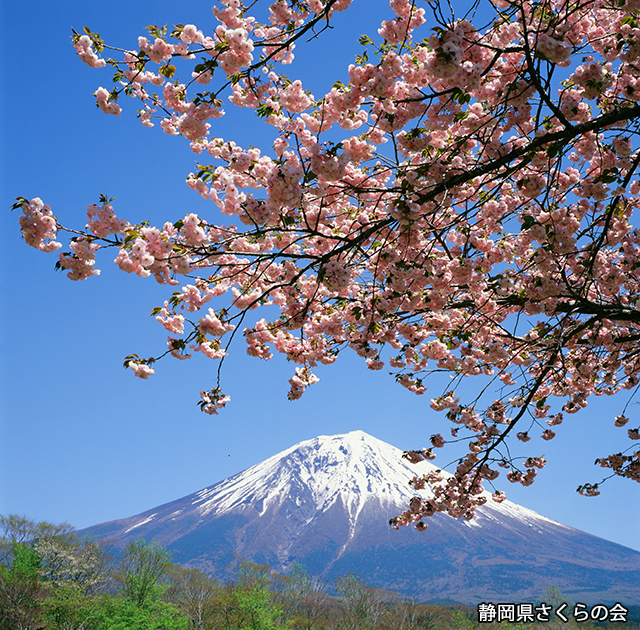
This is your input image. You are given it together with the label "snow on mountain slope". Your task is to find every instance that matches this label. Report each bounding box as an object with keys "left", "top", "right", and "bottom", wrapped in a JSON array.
[
  {"left": 180, "top": 430, "right": 570, "bottom": 536},
  {"left": 192, "top": 431, "right": 432, "bottom": 519},
  {"left": 84, "top": 429, "right": 593, "bottom": 550},
  {"left": 81, "top": 430, "right": 640, "bottom": 604}
]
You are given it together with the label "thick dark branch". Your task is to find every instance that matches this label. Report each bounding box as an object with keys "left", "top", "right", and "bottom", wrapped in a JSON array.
[
  {"left": 448, "top": 293, "right": 640, "bottom": 323},
  {"left": 414, "top": 104, "right": 640, "bottom": 204}
]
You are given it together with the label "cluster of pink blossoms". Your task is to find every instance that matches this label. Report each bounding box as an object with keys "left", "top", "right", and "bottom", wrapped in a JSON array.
[
  {"left": 138, "top": 36, "right": 175, "bottom": 64},
  {"left": 534, "top": 32, "right": 572, "bottom": 65},
  {"left": 287, "top": 366, "right": 321, "bottom": 401},
  {"left": 199, "top": 388, "right": 231, "bottom": 415},
  {"left": 86, "top": 202, "right": 130, "bottom": 237},
  {"left": 58, "top": 238, "right": 101, "bottom": 281},
  {"left": 18, "top": 198, "right": 61, "bottom": 253},
  {"left": 128, "top": 362, "right": 155, "bottom": 379},
  {"left": 73, "top": 35, "right": 106, "bottom": 68},
  {"left": 21, "top": 0, "right": 640, "bottom": 526},
  {"left": 94, "top": 87, "right": 121, "bottom": 116}
]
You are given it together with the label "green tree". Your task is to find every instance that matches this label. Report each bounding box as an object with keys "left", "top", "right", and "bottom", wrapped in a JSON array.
[
  {"left": 0, "top": 516, "right": 36, "bottom": 565},
  {"left": 276, "top": 562, "right": 333, "bottom": 630},
  {"left": 37, "top": 534, "right": 112, "bottom": 629},
  {"left": 37, "top": 535, "right": 111, "bottom": 594},
  {"left": 43, "top": 584, "right": 97, "bottom": 630},
  {"left": 90, "top": 594, "right": 188, "bottom": 630},
  {"left": 538, "top": 585, "right": 577, "bottom": 630},
  {"left": 94, "top": 540, "right": 189, "bottom": 630},
  {"left": 115, "top": 540, "right": 172, "bottom": 607},
  {"left": 0, "top": 515, "right": 192, "bottom": 630},
  {"left": 374, "top": 597, "right": 450, "bottom": 630},
  {"left": 166, "top": 566, "right": 219, "bottom": 630},
  {"left": 540, "top": 584, "right": 574, "bottom": 611},
  {"left": 335, "top": 574, "right": 385, "bottom": 630},
  {"left": 449, "top": 608, "right": 475, "bottom": 630},
  {"left": 216, "top": 562, "right": 283, "bottom": 630},
  {"left": 409, "top": 603, "right": 454, "bottom": 630},
  {"left": 0, "top": 543, "right": 45, "bottom": 630},
  {"left": 0, "top": 515, "right": 99, "bottom": 630},
  {"left": 0, "top": 514, "right": 74, "bottom": 566}
]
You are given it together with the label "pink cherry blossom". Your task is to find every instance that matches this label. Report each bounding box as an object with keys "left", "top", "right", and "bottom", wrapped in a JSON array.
[
  {"left": 128, "top": 362, "right": 155, "bottom": 379},
  {"left": 19, "top": 0, "right": 640, "bottom": 525},
  {"left": 94, "top": 87, "right": 121, "bottom": 115},
  {"left": 614, "top": 415, "right": 630, "bottom": 427},
  {"left": 74, "top": 34, "right": 106, "bottom": 68},
  {"left": 18, "top": 197, "right": 61, "bottom": 252}
]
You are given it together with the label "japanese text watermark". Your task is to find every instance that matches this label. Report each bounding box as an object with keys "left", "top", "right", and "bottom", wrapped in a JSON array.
[{"left": 477, "top": 602, "right": 628, "bottom": 623}]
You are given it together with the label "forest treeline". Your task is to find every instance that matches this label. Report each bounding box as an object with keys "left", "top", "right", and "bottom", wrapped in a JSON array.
[{"left": 0, "top": 515, "right": 636, "bottom": 630}]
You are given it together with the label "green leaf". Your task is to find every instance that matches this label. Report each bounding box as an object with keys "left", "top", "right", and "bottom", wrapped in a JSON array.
[
  {"left": 145, "top": 24, "right": 161, "bottom": 38},
  {"left": 597, "top": 167, "right": 619, "bottom": 184},
  {"left": 546, "top": 143, "right": 561, "bottom": 158},
  {"left": 159, "top": 64, "right": 176, "bottom": 79},
  {"left": 451, "top": 88, "right": 470, "bottom": 104},
  {"left": 170, "top": 24, "right": 185, "bottom": 39},
  {"left": 11, "top": 196, "right": 29, "bottom": 210},
  {"left": 256, "top": 104, "right": 275, "bottom": 118},
  {"left": 122, "top": 354, "right": 140, "bottom": 367}
]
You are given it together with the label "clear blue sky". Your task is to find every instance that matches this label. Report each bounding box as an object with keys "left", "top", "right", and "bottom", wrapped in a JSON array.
[{"left": 1, "top": 0, "right": 638, "bottom": 555}]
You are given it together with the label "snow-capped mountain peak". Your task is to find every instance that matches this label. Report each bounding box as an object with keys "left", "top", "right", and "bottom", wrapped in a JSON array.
[
  {"left": 82, "top": 430, "right": 640, "bottom": 605},
  {"left": 190, "top": 430, "right": 437, "bottom": 525}
]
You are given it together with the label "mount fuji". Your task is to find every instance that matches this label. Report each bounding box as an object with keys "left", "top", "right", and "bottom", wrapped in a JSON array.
[{"left": 83, "top": 430, "right": 640, "bottom": 604}]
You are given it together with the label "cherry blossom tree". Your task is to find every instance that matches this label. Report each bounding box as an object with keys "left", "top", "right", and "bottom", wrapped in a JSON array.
[{"left": 15, "top": 0, "right": 640, "bottom": 529}]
